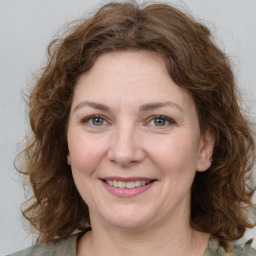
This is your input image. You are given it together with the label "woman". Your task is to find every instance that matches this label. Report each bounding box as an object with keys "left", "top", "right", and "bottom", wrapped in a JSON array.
[{"left": 10, "top": 1, "right": 256, "bottom": 256}]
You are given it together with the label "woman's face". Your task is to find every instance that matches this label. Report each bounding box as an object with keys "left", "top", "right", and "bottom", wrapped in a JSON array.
[{"left": 67, "top": 51, "right": 213, "bottom": 230}]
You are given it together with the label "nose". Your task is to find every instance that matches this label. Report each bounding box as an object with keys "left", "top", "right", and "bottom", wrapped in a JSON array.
[{"left": 107, "top": 125, "right": 146, "bottom": 167}]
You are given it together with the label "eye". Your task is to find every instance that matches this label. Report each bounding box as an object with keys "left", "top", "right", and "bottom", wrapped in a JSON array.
[
  {"left": 153, "top": 117, "right": 168, "bottom": 126},
  {"left": 82, "top": 115, "right": 108, "bottom": 126},
  {"left": 147, "top": 115, "right": 175, "bottom": 127}
]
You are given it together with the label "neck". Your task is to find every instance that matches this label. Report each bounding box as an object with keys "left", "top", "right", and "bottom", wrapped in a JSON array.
[{"left": 77, "top": 211, "right": 209, "bottom": 256}]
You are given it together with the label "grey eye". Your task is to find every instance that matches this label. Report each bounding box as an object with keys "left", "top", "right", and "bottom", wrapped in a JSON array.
[
  {"left": 154, "top": 118, "right": 167, "bottom": 126},
  {"left": 91, "top": 117, "right": 104, "bottom": 126}
]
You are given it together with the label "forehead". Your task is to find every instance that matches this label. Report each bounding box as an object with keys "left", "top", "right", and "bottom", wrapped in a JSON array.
[
  {"left": 77, "top": 50, "right": 168, "bottom": 86},
  {"left": 72, "top": 50, "right": 195, "bottom": 112}
]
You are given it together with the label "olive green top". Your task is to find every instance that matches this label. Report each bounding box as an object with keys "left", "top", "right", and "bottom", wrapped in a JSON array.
[
  {"left": 8, "top": 233, "right": 256, "bottom": 256},
  {"left": 205, "top": 238, "right": 256, "bottom": 256}
]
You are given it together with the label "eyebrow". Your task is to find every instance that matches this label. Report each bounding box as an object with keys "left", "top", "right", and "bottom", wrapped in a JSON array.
[
  {"left": 73, "top": 101, "right": 109, "bottom": 113},
  {"left": 73, "top": 100, "right": 183, "bottom": 113},
  {"left": 139, "top": 102, "right": 183, "bottom": 112}
]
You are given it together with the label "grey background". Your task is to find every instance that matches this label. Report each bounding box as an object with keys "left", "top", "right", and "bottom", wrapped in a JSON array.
[{"left": 1, "top": 0, "right": 256, "bottom": 254}]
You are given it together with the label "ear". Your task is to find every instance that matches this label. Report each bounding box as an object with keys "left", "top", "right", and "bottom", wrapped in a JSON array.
[
  {"left": 196, "top": 128, "right": 215, "bottom": 172},
  {"left": 67, "top": 152, "right": 71, "bottom": 165}
]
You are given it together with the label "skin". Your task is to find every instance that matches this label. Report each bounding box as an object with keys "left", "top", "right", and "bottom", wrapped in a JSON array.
[{"left": 67, "top": 51, "right": 214, "bottom": 256}]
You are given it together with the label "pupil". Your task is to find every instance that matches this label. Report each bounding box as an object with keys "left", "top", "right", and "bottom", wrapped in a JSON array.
[
  {"left": 93, "top": 117, "right": 103, "bottom": 125},
  {"left": 154, "top": 118, "right": 165, "bottom": 126}
]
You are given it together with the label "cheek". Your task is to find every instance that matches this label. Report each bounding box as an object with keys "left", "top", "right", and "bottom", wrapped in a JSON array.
[
  {"left": 68, "top": 134, "right": 107, "bottom": 206},
  {"left": 147, "top": 134, "right": 200, "bottom": 175},
  {"left": 68, "top": 132, "right": 107, "bottom": 175}
]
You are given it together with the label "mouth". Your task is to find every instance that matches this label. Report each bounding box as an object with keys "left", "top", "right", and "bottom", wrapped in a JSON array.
[
  {"left": 100, "top": 177, "right": 157, "bottom": 198},
  {"left": 103, "top": 179, "right": 152, "bottom": 189}
]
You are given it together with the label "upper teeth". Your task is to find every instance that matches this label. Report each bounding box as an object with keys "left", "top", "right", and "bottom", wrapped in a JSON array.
[{"left": 105, "top": 180, "right": 150, "bottom": 189}]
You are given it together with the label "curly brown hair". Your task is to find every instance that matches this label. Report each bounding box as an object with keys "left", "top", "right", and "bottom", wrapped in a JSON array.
[{"left": 17, "top": 1, "right": 255, "bottom": 246}]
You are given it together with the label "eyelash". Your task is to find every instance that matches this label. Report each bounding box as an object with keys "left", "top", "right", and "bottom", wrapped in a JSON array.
[
  {"left": 81, "top": 114, "right": 176, "bottom": 128},
  {"left": 146, "top": 115, "right": 176, "bottom": 127},
  {"left": 81, "top": 114, "right": 109, "bottom": 126}
]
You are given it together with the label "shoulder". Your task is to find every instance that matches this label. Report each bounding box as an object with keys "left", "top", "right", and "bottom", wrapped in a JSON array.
[
  {"left": 234, "top": 239, "right": 256, "bottom": 256},
  {"left": 205, "top": 238, "right": 256, "bottom": 256},
  {"left": 8, "top": 233, "right": 79, "bottom": 256}
]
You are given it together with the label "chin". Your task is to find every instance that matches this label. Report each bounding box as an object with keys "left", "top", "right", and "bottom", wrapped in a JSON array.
[
  {"left": 107, "top": 217, "right": 153, "bottom": 230},
  {"left": 93, "top": 206, "right": 157, "bottom": 230}
]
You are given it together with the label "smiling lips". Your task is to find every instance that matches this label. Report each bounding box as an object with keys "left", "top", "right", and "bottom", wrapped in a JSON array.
[
  {"left": 101, "top": 177, "right": 156, "bottom": 198},
  {"left": 105, "top": 180, "right": 151, "bottom": 189}
]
